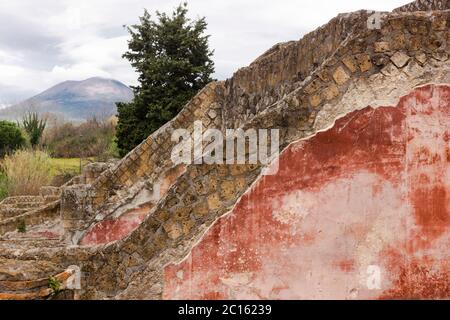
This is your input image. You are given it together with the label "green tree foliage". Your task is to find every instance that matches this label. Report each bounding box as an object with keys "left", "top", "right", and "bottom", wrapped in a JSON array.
[
  {"left": 21, "top": 112, "right": 46, "bottom": 148},
  {"left": 0, "top": 120, "right": 25, "bottom": 157},
  {"left": 116, "top": 2, "right": 214, "bottom": 156}
]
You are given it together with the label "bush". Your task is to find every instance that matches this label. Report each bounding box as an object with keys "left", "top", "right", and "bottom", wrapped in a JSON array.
[
  {"left": 1, "top": 150, "right": 52, "bottom": 196},
  {"left": 0, "top": 120, "right": 25, "bottom": 157},
  {"left": 42, "top": 118, "right": 117, "bottom": 159},
  {"left": 17, "top": 219, "right": 26, "bottom": 233}
]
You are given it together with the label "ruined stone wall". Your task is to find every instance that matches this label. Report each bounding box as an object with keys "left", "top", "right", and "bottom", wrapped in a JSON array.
[
  {"left": 0, "top": 3, "right": 448, "bottom": 301},
  {"left": 64, "top": 3, "right": 450, "bottom": 243},
  {"left": 59, "top": 83, "right": 224, "bottom": 242},
  {"left": 221, "top": 11, "right": 376, "bottom": 128},
  {"left": 28, "top": 8, "right": 445, "bottom": 299},
  {"left": 394, "top": 0, "right": 449, "bottom": 12},
  {"left": 163, "top": 85, "right": 450, "bottom": 300},
  {"left": 87, "top": 82, "right": 223, "bottom": 208},
  {"left": 93, "top": 8, "right": 450, "bottom": 299}
]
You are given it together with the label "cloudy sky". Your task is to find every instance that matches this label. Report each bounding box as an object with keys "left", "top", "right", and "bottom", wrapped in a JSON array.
[{"left": 0, "top": 0, "right": 411, "bottom": 106}]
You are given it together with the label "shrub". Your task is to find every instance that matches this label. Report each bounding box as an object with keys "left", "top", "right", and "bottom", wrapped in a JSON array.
[
  {"left": 48, "top": 276, "right": 61, "bottom": 294},
  {"left": 21, "top": 112, "right": 47, "bottom": 148},
  {"left": 42, "top": 118, "right": 117, "bottom": 159},
  {"left": 17, "top": 219, "right": 26, "bottom": 233},
  {"left": 1, "top": 150, "right": 52, "bottom": 196},
  {"left": 0, "top": 120, "right": 25, "bottom": 157}
]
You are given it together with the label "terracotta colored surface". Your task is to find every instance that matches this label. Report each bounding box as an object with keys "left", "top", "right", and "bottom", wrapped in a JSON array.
[
  {"left": 163, "top": 85, "right": 450, "bottom": 300},
  {"left": 80, "top": 205, "right": 150, "bottom": 245}
]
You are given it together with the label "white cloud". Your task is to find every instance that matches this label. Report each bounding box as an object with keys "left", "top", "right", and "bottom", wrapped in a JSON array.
[{"left": 0, "top": 0, "right": 412, "bottom": 103}]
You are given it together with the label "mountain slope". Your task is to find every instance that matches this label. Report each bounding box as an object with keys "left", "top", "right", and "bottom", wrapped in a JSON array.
[{"left": 0, "top": 77, "right": 133, "bottom": 122}]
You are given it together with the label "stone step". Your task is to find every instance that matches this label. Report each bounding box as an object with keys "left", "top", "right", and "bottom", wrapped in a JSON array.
[
  {"left": 10, "top": 201, "right": 43, "bottom": 209},
  {"left": 0, "top": 258, "right": 61, "bottom": 282},
  {"left": 0, "top": 219, "right": 63, "bottom": 241},
  {"left": 43, "top": 196, "right": 60, "bottom": 203},
  {"left": 0, "top": 239, "right": 65, "bottom": 252},
  {"left": 39, "top": 186, "right": 61, "bottom": 197},
  {"left": 0, "top": 266, "right": 76, "bottom": 300},
  {"left": 0, "top": 196, "right": 43, "bottom": 206},
  {"left": 0, "top": 207, "right": 28, "bottom": 220}
]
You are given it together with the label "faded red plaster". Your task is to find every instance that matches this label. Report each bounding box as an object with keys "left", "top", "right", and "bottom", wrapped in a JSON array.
[
  {"left": 163, "top": 85, "right": 450, "bottom": 300},
  {"left": 80, "top": 204, "right": 150, "bottom": 245},
  {"left": 79, "top": 164, "right": 186, "bottom": 246}
]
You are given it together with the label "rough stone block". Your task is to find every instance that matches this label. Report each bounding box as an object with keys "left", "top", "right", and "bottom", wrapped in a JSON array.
[
  {"left": 432, "top": 16, "right": 447, "bottom": 30},
  {"left": 323, "top": 84, "right": 340, "bottom": 101},
  {"left": 341, "top": 55, "right": 358, "bottom": 73},
  {"left": 163, "top": 220, "right": 182, "bottom": 240},
  {"left": 415, "top": 52, "right": 427, "bottom": 65},
  {"left": 390, "top": 52, "right": 411, "bottom": 68},
  {"left": 408, "top": 36, "right": 423, "bottom": 51},
  {"left": 309, "top": 94, "right": 322, "bottom": 108},
  {"left": 432, "top": 51, "right": 448, "bottom": 62},
  {"left": 207, "top": 193, "right": 220, "bottom": 210},
  {"left": 182, "top": 219, "right": 195, "bottom": 235},
  {"left": 220, "top": 180, "right": 236, "bottom": 200},
  {"left": 374, "top": 42, "right": 390, "bottom": 53},
  {"left": 356, "top": 54, "right": 373, "bottom": 72},
  {"left": 332, "top": 66, "right": 350, "bottom": 85},
  {"left": 317, "top": 70, "right": 330, "bottom": 82},
  {"left": 391, "top": 33, "right": 406, "bottom": 50},
  {"left": 381, "top": 62, "right": 398, "bottom": 76},
  {"left": 304, "top": 79, "right": 321, "bottom": 94},
  {"left": 193, "top": 202, "right": 209, "bottom": 218}
]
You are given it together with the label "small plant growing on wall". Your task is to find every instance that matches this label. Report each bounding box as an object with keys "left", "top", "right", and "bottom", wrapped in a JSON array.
[
  {"left": 48, "top": 276, "right": 62, "bottom": 294},
  {"left": 17, "top": 219, "right": 26, "bottom": 233}
]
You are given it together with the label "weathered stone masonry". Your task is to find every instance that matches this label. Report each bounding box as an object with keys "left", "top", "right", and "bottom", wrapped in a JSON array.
[{"left": 0, "top": 0, "right": 449, "bottom": 300}]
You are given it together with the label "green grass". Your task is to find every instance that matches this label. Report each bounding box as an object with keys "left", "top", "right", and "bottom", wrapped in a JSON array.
[
  {"left": 48, "top": 158, "right": 92, "bottom": 176},
  {"left": 0, "top": 172, "right": 8, "bottom": 201}
]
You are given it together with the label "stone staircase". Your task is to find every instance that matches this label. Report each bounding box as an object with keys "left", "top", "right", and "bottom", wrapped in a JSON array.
[{"left": 0, "top": 260, "right": 80, "bottom": 300}]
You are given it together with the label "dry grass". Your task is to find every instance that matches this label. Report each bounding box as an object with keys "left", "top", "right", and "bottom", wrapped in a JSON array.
[{"left": 1, "top": 149, "right": 52, "bottom": 196}]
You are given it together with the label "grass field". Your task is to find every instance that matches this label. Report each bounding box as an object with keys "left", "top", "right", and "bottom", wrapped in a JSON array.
[{"left": 49, "top": 158, "right": 92, "bottom": 176}]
